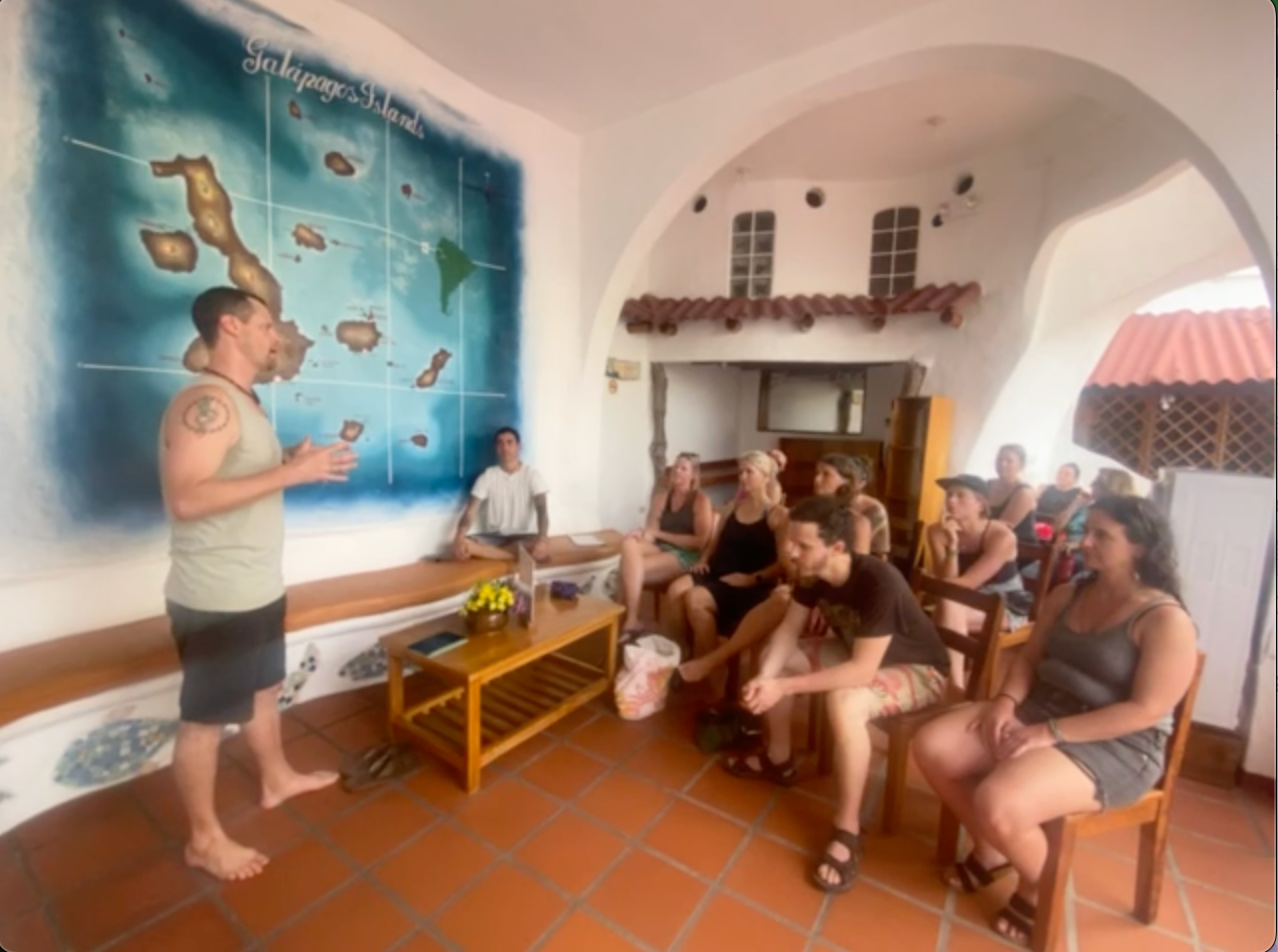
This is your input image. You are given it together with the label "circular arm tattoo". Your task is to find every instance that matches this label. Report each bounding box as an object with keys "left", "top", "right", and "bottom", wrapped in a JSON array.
[{"left": 181, "top": 393, "right": 232, "bottom": 435}]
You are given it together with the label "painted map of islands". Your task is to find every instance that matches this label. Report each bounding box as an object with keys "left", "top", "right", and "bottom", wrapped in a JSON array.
[{"left": 141, "top": 153, "right": 478, "bottom": 383}]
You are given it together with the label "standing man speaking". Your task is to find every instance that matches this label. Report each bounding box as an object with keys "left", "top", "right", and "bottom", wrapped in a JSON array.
[{"left": 159, "top": 287, "right": 357, "bottom": 881}]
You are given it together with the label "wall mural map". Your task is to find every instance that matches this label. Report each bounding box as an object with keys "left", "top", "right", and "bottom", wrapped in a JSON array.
[{"left": 29, "top": 0, "right": 524, "bottom": 531}]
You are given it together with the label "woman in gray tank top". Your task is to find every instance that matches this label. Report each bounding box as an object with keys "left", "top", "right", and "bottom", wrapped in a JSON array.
[{"left": 912, "top": 496, "right": 1198, "bottom": 945}]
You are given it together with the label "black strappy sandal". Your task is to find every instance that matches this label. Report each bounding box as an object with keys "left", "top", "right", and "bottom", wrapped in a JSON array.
[
  {"left": 721, "top": 749, "right": 797, "bottom": 786},
  {"left": 947, "top": 852, "right": 1014, "bottom": 893},
  {"left": 810, "top": 828, "right": 862, "bottom": 894},
  {"left": 992, "top": 893, "right": 1037, "bottom": 945}
]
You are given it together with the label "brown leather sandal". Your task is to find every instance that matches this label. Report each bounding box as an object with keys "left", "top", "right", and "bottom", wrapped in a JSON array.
[{"left": 721, "top": 750, "right": 797, "bottom": 786}]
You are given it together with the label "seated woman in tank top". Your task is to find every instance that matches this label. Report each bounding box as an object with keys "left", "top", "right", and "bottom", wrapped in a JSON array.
[
  {"left": 676, "top": 454, "right": 873, "bottom": 684},
  {"left": 665, "top": 451, "right": 788, "bottom": 667},
  {"left": 926, "top": 474, "right": 1031, "bottom": 637},
  {"left": 912, "top": 497, "right": 1197, "bottom": 946},
  {"left": 988, "top": 444, "right": 1039, "bottom": 547},
  {"left": 838, "top": 455, "right": 891, "bottom": 559},
  {"left": 617, "top": 452, "right": 715, "bottom": 634}
]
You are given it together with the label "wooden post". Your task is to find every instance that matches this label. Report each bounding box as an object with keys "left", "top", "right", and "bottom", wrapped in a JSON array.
[{"left": 650, "top": 362, "right": 669, "bottom": 489}]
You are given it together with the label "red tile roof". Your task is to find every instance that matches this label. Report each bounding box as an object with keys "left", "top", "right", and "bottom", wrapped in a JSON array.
[
  {"left": 1086, "top": 307, "right": 1276, "bottom": 389},
  {"left": 619, "top": 282, "right": 980, "bottom": 332}
]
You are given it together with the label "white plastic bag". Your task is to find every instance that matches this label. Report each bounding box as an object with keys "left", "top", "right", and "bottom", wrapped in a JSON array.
[{"left": 613, "top": 634, "right": 682, "bottom": 721}]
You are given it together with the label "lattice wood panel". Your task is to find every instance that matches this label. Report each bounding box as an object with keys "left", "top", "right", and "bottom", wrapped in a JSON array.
[
  {"left": 1082, "top": 391, "right": 1148, "bottom": 474},
  {"left": 1151, "top": 394, "right": 1224, "bottom": 472},
  {"left": 1222, "top": 392, "right": 1277, "bottom": 477}
]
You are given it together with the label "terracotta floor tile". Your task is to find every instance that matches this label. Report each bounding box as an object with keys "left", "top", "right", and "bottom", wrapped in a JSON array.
[
  {"left": 951, "top": 872, "right": 1018, "bottom": 932},
  {"left": 290, "top": 691, "right": 372, "bottom": 730},
  {"left": 521, "top": 744, "right": 608, "bottom": 800},
  {"left": 1183, "top": 884, "right": 1276, "bottom": 952},
  {"left": 1082, "top": 825, "right": 1141, "bottom": 859},
  {"left": 490, "top": 732, "right": 559, "bottom": 773},
  {"left": 643, "top": 799, "right": 747, "bottom": 878},
  {"left": 222, "top": 805, "right": 310, "bottom": 858},
  {"left": 435, "top": 862, "right": 567, "bottom": 952},
  {"left": 681, "top": 892, "right": 807, "bottom": 952},
  {"left": 1072, "top": 899, "right": 1195, "bottom": 952},
  {"left": 944, "top": 922, "right": 1024, "bottom": 952},
  {"left": 394, "top": 933, "right": 449, "bottom": 952},
  {"left": 220, "top": 838, "right": 353, "bottom": 937},
  {"left": 321, "top": 708, "right": 390, "bottom": 754},
  {"left": 280, "top": 733, "right": 376, "bottom": 824},
  {"left": 0, "top": 849, "right": 39, "bottom": 922},
  {"left": 723, "top": 834, "right": 825, "bottom": 932},
  {"left": 266, "top": 879, "right": 415, "bottom": 952},
  {"left": 132, "top": 760, "right": 259, "bottom": 840},
  {"left": 1171, "top": 829, "right": 1277, "bottom": 903},
  {"left": 14, "top": 786, "right": 138, "bottom": 852},
  {"left": 761, "top": 789, "right": 834, "bottom": 855},
  {"left": 545, "top": 706, "right": 599, "bottom": 739},
  {"left": 569, "top": 715, "right": 651, "bottom": 762},
  {"left": 453, "top": 778, "right": 559, "bottom": 850},
  {"left": 624, "top": 737, "right": 709, "bottom": 791},
  {"left": 111, "top": 900, "right": 244, "bottom": 952},
  {"left": 26, "top": 800, "right": 166, "bottom": 896},
  {"left": 577, "top": 771, "right": 672, "bottom": 836},
  {"left": 539, "top": 910, "right": 645, "bottom": 952},
  {"left": 403, "top": 760, "right": 473, "bottom": 813},
  {"left": 793, "top": 769, "right": 840, "bottom": 805},
  {"left": 324, "top": 788, "right": 435, "bottom": 866},
  {"left": 877, "top": 785, "right": 943, "bottom": 841},
  {"left": 0, "top": 908, "right": 61, "bottom": 952},
  {"left": 821, "top": 882, "right": 940, "bottom": 952},
  {"left": 1177, "top": 778, "right": 1240, "bottom": 803},
  {"left": 54, "top": 851, "right": 201, "bottom": 952},
  {"left": 1071, "top": 846, "right": 1190, "bottom": 935},
  {"left": 588, "top": 850, "right": 708, "bottom": 951},
  {"left": 686, "top": 766, "right": 777, "bottom": 824},
  {"left": 515, "top": 811, "right": 627, "bottom": 893},
  {"left": 222, "top": 713, "right": 311, "bottom": 766},
  {"left": 860, "top": 832, "right": 949, "bottom": 909},
  {"left": 373, "top": 822, "right": 496, "bottom": 915},
  {"left": 1171, "top": 790, "right": 1269, "bottom": 850}
]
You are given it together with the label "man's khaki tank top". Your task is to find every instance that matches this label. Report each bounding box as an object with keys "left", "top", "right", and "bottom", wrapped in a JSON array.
[{"left": 162, "top": 374, "right": 286, "bottom": 612}]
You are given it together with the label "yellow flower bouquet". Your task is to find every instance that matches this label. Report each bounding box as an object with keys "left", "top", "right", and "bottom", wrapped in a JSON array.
[{"left": 460, "top": 578, "right": 515, "bottom": 634}]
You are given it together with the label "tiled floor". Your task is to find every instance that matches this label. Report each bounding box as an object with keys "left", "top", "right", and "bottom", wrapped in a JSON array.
[{"left": 2, "top": 685, "right": 1274, "bottom": 952}]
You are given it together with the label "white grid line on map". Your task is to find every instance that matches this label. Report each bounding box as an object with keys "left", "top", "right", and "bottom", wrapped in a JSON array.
[
  {"left": 265, "top": 77, "right": 278, "bottom": 428},
  {"left": 458, "top": 156, "right": 465, "bottom": 479},
  {"left": 383, "top": 119, "right": 393, "bottom": 484},
  {"left": 74, "top": 363, "right": 507, "bottom": 398}
]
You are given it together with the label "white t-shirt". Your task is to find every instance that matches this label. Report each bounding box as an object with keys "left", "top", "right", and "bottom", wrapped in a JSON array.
[{"left": 471, "top": 464, "right": 549, "bottom": 535}]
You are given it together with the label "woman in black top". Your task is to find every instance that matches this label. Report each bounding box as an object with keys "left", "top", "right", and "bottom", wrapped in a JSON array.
[
  {"left": 988, "top": 444, "right": 1038, "bottom": 546},
  {"left": 666, "top": 451, "right": 788, "bottom": 664}
]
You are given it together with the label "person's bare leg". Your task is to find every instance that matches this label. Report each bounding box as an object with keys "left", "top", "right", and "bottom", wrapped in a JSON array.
[
  {"left": 684, "top": 587, "right": 720, "bottom": 660},
  {"left": 624, "top": 550, "right": 684, "bottom": 633},
  {"left": 734, "top": 649, "right": 810, "bottom": 772},
  {"left": 664, "top": 574, "right": 695, "bottom": 646},
  {"left": 248, "top": 685, "right": 339, "bottom": 809},
  {"left": 620, "top": 537, "right": 656, "bottom": 630},
  {"left": 813, "top": 683, "right": 881, "bottom": 886},
  {"left": 173, "top": 722, "right": 268, "bottom": 881},
  {"left": 463, "top": 540, "right": 518, "bottom": 561},
  {"left": 680, "top": 589, "right": 789, "bottom": 683},
  {"left": 933, "top": 600, "right": 983, "bottom": 690}
]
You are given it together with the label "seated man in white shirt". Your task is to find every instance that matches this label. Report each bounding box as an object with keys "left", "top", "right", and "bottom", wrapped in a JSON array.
[{"left": 452, "top": 426, "right": 552, "bottom": 562}]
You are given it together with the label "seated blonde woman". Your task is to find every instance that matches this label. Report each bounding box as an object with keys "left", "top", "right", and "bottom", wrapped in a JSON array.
[
  {"left": 677, "top": 455, "right": 873, "bottom": 684},
  {"left": 912, "top": 496, "right": 1196, "bottom": 945},
  {"left": 666, "top": 451, "right": 788, "bottom": 665},
  {"left": 926, "top": 475, "right": 1032, "bottom": 639},
  {"left": 618, "top": 452, "right": 715, "bottom": 634}
]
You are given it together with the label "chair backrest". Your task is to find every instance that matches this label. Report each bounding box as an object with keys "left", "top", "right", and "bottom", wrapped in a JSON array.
[
  {"left": 1156, "top": 651, "right": 1206, "bottom": 797},
  {"left": 911, "top": 571, "right": 1006, "bottom": 700},
  {"left": 1017, "top": 541, "right": 1057, "bottom": 623}
]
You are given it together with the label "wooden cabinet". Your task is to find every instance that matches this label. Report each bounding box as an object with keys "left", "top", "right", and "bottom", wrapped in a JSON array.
[
  {"left": 776, "top": 438, "right": 884, "bottom": 503},
  {"left": 883, "top": 397, "right": 952, "bottom": 569}
]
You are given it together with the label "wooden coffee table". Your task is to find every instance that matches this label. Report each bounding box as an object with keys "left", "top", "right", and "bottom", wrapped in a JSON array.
[{"left": 380, "top": 594, "right": 623, "bottom": 793}]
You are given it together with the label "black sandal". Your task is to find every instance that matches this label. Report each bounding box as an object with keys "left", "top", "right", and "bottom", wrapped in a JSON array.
[
  {"left": 341, "top": 742, "right": 420, "bottom": 792},
  {"left": 992, "top": 893, "right": 1037, "bottom": 945},
  {"left": 721, "top": 750, "right": 797, "bottom": 786},
  {"left": 810, "top": 828, "right": 862, "bottom": 894},
  {"left": 948, "top": 852, "right": 1014, "bottom": 893}
]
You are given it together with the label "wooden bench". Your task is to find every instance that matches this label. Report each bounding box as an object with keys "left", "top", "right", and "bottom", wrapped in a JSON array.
[{"left": 0, "top": 531, "right": 622, "bottom": 731}]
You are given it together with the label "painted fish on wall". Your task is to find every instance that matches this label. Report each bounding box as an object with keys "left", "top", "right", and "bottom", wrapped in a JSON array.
[
  {"left": 278, "top": 643, "right": 320, "bottom": 709},
  {"left": 54, "top": 708, "right": 179, "bottom": 789}
]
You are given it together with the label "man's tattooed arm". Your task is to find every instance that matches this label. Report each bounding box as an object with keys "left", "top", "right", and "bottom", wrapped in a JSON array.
[{"left": 180, "top": 393, "right": 232, "bottom": 436}]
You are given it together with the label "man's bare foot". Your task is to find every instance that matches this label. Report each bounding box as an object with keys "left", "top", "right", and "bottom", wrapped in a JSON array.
[
  {"left": 261, "top": 769, "right": 340, "bottom": 809},
  {"left": 678, "top": 657, "right": 714, "bottom": 683},
  {"left": 185, "top": 835, "right": 269, "bottom": 881}
]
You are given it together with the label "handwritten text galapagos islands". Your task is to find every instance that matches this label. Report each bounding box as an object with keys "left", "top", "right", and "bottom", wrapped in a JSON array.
[{"left": 242, "top": 37, "right": 426, "bottom": 139}]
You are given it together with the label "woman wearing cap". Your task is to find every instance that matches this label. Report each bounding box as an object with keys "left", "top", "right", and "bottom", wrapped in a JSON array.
[
  {"left": 676, "top": 454, "right": 873, "bottom": 684},
  {"left": 617, "top": 452, "right": 715, "bottom": 634},
  {"left": 989, "top": 444, "right": 1039, "bottom": 546},
  {"left": 926, "top": 474, "right": 1031, "bottom": 637},
  {"left": 913, "top": 496, "right": 1196, "bottom": 946}
]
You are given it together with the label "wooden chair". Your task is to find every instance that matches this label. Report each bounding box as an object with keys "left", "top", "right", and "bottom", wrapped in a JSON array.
[
  {"left": 810, "top": 573, "right": 1005, "bottom": 834},
  {"left": 937, "top": 653, "right": 1205, "bottom": 952},
  {"left": 1017, "top": 541, "right": 1057, "bottom": 623}
]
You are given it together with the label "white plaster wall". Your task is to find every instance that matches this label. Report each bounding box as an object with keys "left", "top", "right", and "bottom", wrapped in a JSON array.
[
  {"left": 597, "top": 324, "right": 653, "bottom": 534},
  {"left": 0, "top": 0, "right": 584, "bottom": 648},
  {"left": 665, "top": 364, "right": 743, "bottom": 463},
  {"left": 1244, "top": 578, "right": 1276, "bottom": 779}
]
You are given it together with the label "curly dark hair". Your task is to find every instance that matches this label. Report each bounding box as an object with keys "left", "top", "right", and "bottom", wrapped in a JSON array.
[{"left": 1089, "top": 495, "right": 1183, "bottom": 601}]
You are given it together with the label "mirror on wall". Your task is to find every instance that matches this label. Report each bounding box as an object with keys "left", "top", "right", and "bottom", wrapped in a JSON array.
[{"left": 757, "top": 366, "right": 867, "bottom": 435}]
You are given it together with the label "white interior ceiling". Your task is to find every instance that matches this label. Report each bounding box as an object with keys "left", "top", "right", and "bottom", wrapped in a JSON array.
[
  {"left": 342, "top": 0, "right": 938, "bottom": 131},
  {"left": 729, "top": 74, "right": 1086, "bottom": 181}
]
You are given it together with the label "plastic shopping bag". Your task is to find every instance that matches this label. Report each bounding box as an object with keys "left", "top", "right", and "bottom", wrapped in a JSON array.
[{"left": 613, "top": 634, "right": 681, "bottom": 721}]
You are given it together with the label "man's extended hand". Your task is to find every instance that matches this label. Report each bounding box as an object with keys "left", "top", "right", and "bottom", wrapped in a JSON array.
[
  {"left": 741, "top": 676, "right": 788, "bottom": 715},
  {"left": 531, "top": 537, "right": 551, "bottom": 562},
  {"left": 284, "top": 438, "right": 358, "bottom": 485}
]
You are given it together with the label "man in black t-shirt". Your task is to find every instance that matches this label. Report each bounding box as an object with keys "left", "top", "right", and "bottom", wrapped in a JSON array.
[{"left": 725, "top": 495, "right": 950, "bottom": 893}]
